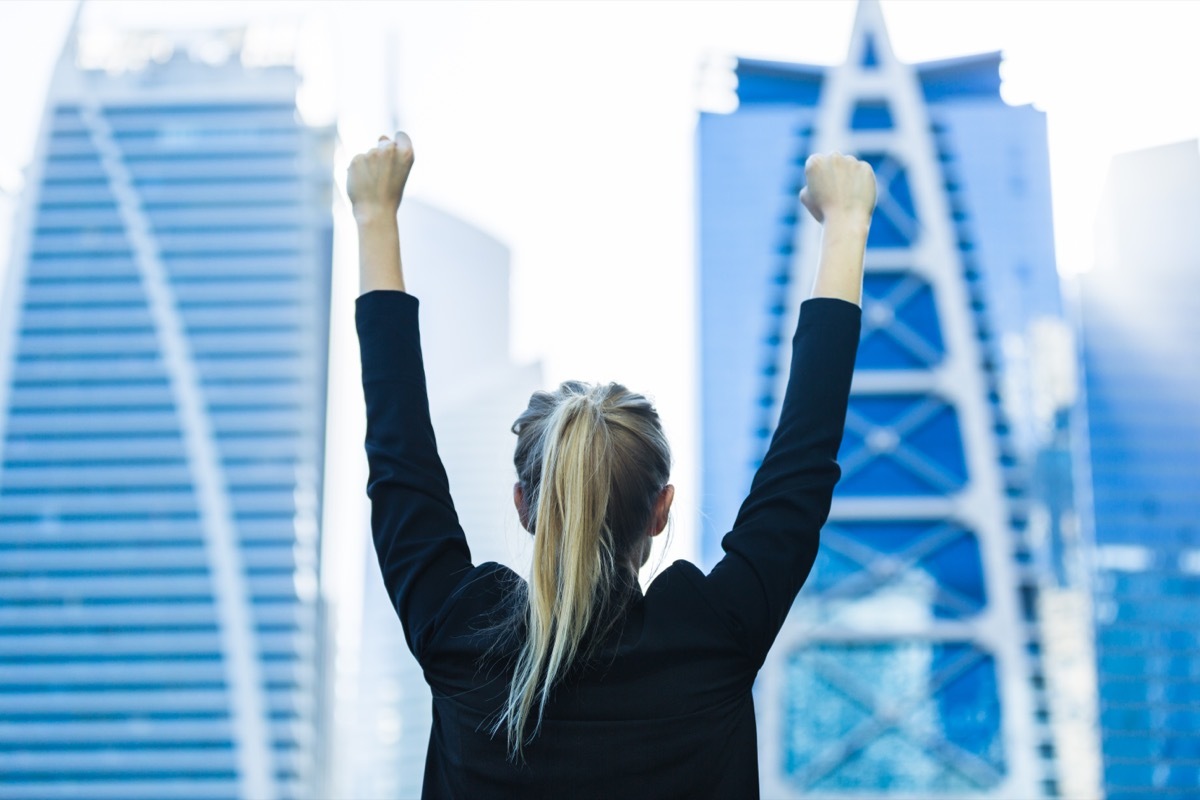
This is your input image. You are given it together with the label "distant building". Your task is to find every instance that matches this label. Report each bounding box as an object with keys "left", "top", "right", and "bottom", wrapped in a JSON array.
[
  {"left": 343, "top": 200, "right": 543, "bottom": 799},
  {"left": 1080, "top": 139, "right": 1200, "bottom": 799},
  {"left": 0, "top": 27, "right": 334, "bottom": 799},
  {"left": 696, "top": 1, "right": 1078, "bottom": 796}
]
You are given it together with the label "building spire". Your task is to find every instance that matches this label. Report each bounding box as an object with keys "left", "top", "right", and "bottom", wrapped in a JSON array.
[
  {"left": 59, "top": 0, "right": 86, "bottom": 73},
  {"left": 847, "top": 0, "right": 897, "bottom": 69}
]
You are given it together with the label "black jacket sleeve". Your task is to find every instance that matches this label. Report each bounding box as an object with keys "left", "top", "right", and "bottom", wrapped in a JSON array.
[
  {"left": 356, "top": 289, "right": 475, "bottom": 662},
  {"left": 701, "top": 297, "right": 861, "bottom": 663}
]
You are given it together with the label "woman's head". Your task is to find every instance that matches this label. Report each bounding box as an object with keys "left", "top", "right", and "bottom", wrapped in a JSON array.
[
  {"left": 496, "top": 380, "right": 673, "bottom": 759},
  {"left": 511, "top": 380, "right": 673, "bottom": 569}
]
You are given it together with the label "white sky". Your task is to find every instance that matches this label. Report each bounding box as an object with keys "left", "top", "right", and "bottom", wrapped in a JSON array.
[{"left": 3, "top": 0, "right": 1200, "bottom": 590}]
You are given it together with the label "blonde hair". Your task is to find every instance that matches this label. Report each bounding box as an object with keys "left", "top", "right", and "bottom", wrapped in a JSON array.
[{"left": 495, "top": 380, "right": 671, "bottom": 760}]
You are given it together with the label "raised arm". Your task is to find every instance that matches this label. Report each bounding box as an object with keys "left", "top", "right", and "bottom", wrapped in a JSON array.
[
  {"left": 349, "top": 132, "right": 413, "bottom": 295},
  {"left": 701, "top": 153, "right": 875, "bottom": 662},
  {"left": 351, "top": 133, "right": 474, "bottom": 661}
]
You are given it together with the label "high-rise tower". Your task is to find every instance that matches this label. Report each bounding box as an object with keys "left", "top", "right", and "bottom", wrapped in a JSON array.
[
  {"left": 0, "top": 27, "right": 334, "bottom": 799},
  {"left": 697, "top": 2, "right": 1065, "bottom": 796},
  {"left": 1080, "top": 140, "right": 1200, "bottom": 799}
]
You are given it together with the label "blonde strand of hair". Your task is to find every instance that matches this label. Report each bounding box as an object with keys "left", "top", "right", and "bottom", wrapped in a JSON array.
[{"left": 501, "top": 395, "right": 613, "bottom": 759}]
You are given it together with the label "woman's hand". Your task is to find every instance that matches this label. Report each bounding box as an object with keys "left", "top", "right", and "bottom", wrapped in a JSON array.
[
  {"left": 799, "top": 152, "right": 876, "bottom": 227},
  {"left": 352, "top": 133, "right": 412, "bottom": 295},
  {"left": 348, "top": 132, "right": 415, "bottom": 224},
  {"left": 801, "top": 153, "right": 875, "bottom": 306}
]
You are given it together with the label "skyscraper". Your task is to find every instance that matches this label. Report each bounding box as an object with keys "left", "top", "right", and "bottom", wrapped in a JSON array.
[
  {"left": 697, "top": 2, "right": 1065, "bottom": 795},
  {"left": 0, "top": 27, "right": 334, "bottom": 799},
  {"left": 1079, "top": 139, "right": 1200, "bottom": 799}
]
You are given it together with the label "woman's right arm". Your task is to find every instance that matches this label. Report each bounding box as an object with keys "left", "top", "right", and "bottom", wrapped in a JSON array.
[
  {"left": 351, "top": 134, "right": 476, "bottom": 662},
  {"left": 700, "top": 154, "right": 875, "bottom": 663},
  {"left": 349, "top": 132, "right": 413, "bottom": 295}
]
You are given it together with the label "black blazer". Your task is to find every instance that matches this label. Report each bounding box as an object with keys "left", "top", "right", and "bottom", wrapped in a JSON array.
[{"left": 357, "top": 290, "right": 861, "bottom": 799}]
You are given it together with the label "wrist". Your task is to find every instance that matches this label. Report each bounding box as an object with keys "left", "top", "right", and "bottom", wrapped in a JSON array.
[
  {"left": 353, "top": 205, "right": 399, "bottom": 228},
  {"left": 821, "top": 211, "right": 872, "bottom": 241}
]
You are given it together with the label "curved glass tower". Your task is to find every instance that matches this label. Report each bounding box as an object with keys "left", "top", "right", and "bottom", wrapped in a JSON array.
[
  {"left": 0, "top": 29, "right": 334, "bottom": 800},
  {"left": 697, "top": 2, "right": 1065, "bottom": 796}
]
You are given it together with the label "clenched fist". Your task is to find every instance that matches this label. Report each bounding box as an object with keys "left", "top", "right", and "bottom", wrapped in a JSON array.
[
  {"left": 348, "top": 132, "right": 414, "bottom": 222},
  {"left": 799, "top": 153, "right": 877, "bottom": 227}
]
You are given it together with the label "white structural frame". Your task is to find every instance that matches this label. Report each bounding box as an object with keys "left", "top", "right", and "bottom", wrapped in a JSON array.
[
  {"left": 78, "top": 102, "right": 276, "bottom": 800},
  {"left": 759, "top": 2, "right": 1042, "bottom": 797}
]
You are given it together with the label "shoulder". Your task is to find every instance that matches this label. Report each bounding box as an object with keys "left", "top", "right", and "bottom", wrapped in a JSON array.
[
  {"left": 439, "top": 561, "right": 523, "bottom": 625},
  {"left": 645, "top": 559, "right": 714, "bottom": 610},
  {"left": 448, "top": 561, "right": 521, "bottom": 603},
  {"left": 419, "top": 562, "right": 524, "bottom": 654},
  {"left": 645, "top": 559, "right": 753, "bottom": 646}
]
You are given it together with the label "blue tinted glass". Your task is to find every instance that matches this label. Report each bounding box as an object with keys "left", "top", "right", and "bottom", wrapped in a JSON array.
[
  {"left": 783, "top": 643, "right": 1004, "bottom": 792},
  {"left": 858, "top": 273, "right": 945, "bottom": 370},
  {"left": 802, "top": 521, "right": 985, "bottom": 621},
  {"left": 839, "top": 396, "right": 967, "bottom": 495},
  {"left": 866, "top": 210, "right": 911, "bottom": 248},
  {"left": 851, "top": 101, "right": 894, "bottom": 130},
  {"left": 861, "top": 34, "right": 880, "bottom": 68}
]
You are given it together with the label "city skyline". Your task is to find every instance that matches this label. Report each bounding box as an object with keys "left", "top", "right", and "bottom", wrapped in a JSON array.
[
  {"left": 6, "top": 1, "right": 1200, "bottom": 579},
  {"left": 2, "top": 3, "right": 1199, "bottom": 798}
]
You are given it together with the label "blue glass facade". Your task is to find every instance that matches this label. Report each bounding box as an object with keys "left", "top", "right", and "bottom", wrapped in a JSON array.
[
  {"left": 1080, "top": 140, "right": 1200, "bottom": 798},
  {"left": 0, "top": 48, "right": 333, "bottom": 799},
  {"left": 697, "top": 3, "right": 1062, "bottom": 796}
]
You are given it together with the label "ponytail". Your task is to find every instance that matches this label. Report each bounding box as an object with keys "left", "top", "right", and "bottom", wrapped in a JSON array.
[{"left": 496, "top": 381, "right": 671, "bottom": 760}]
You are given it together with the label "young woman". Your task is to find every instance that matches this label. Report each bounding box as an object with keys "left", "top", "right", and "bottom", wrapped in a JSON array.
[{"left": 349, "top": 132, "right": 876, "bottom": 798}]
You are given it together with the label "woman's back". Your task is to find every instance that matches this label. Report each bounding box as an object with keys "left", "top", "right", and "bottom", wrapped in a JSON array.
[
  {"left": 418, "top": 561, "right": 759, "bottom": 798},
  {"left": 356, "top": 287, "right": 862, "bottom": 798},
  {"left": 350, "top": 137, "right": 873, "bottom": 798}
]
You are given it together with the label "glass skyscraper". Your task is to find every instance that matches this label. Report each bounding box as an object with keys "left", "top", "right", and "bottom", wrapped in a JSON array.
[
  {"left": 697, "top": 1, "right": 1068, "bottom": 795},
  {"left": 1079, "top": 139, "right": 1200, "bottom": 799},
  {"left": 0, "top": 28, "right": 334, "bottom": 799}
]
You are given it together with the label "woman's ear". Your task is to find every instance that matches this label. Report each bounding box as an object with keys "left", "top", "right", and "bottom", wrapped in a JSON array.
[
  {"left": 650, "top": 484, "right": 675, "bottom": 537},
  {"left": 514, "top": 482, "right": 532, "bottom": 533}
]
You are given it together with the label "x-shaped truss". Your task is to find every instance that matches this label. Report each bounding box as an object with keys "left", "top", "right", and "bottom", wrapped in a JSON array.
[
  {"left": 862, "top": 272, "right": 944, "bottom": 367},
  {"left": 809, "top": 521, "right": 984, "bottom": 619},
  {"left": 788, "top": 642, "right": 1004, "bottom": 790},
  {"left": 869, "top": 155, "right": 921, "bottom": 244},
  {"left": 840, "top": 396, "right": 965, "bottom": 494}
]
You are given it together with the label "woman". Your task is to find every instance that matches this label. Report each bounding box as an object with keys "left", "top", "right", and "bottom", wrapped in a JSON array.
[{"left": 349, "top": 132, "right": 875, "bottom": 798}]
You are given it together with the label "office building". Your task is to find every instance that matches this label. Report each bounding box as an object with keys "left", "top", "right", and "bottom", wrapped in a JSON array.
[
  {"left": 0, "top": 27, "right": 334, "bottom": 799},
  {"left": 697, "top": 2, "right": 1068, "bottom": 795},
  {"left": 1079, "top": 139, "right": 1200, "bottom": 799}
]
